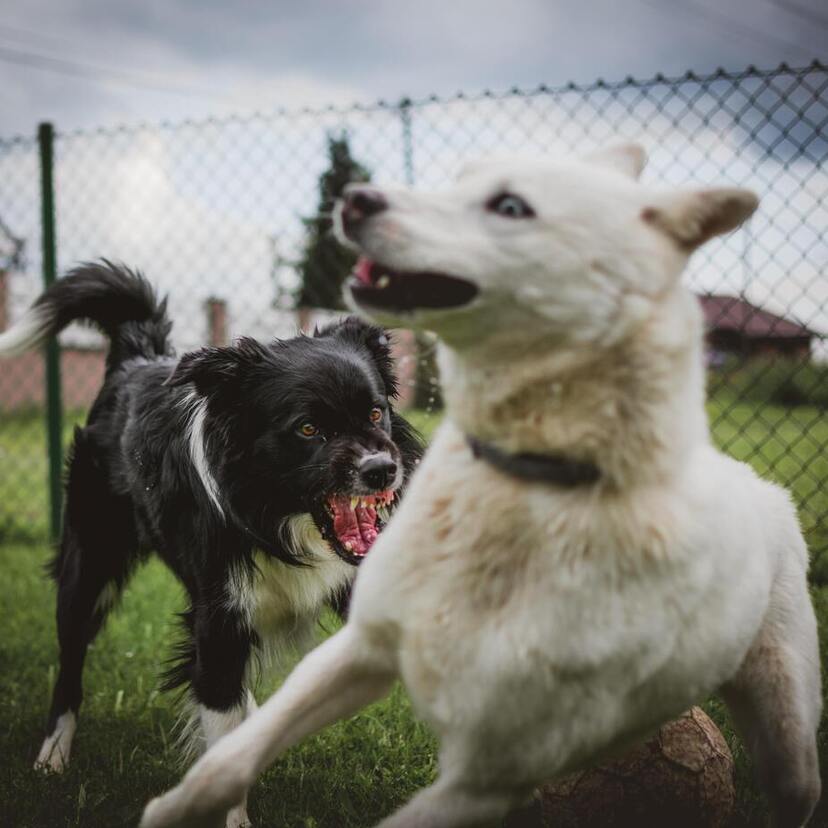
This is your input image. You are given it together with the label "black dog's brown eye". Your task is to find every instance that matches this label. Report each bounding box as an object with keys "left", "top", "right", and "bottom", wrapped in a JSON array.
[
  {"left": 300, "top": 422, "right": 319, "bottom": 437},
  {"left": 486, "top": 192, "right": 535, "bottom": 219},
  {"left": 369, "top": 407, "right": 383, "bottom": 423}
]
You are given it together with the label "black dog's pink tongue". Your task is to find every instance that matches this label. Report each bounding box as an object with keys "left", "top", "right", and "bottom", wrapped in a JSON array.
[{"left": 330, "top": 495, "right": 378, "bottom": 556}]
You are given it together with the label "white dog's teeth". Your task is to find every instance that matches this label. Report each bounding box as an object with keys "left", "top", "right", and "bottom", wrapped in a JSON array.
[
  {"left": 377, "top": 275, "right": 391, "bottom": 289},
  {"left": 350, "top": 497, "right": 358, "bottom": 509},
  {"left": 344, "top": 541, "right": 353, "bottom": 551}
]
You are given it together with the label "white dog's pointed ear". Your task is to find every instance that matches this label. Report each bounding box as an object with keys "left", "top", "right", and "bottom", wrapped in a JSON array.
[
  {"left": 642, "top": 188, "right": 759, "bottom": 250},
  {"left": 583, "top": 143, "right": 647, "bottom": 179}
]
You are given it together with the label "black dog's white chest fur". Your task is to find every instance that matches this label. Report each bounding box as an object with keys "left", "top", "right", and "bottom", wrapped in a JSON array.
[{"left": 226, "top": 516, "right": 354, "bottom": 660}]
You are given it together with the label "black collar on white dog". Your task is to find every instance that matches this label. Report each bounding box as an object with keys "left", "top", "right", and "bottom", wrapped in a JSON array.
[{"left": 466, "top": 435, "right": 602, "bottom": 487}]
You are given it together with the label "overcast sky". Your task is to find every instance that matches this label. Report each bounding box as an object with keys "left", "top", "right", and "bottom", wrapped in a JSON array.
[{"left": 1, "top": 0, "right": 826, "bottom": 137}]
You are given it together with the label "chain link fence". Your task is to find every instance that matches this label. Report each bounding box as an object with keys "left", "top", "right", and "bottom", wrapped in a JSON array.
[{"left": 0, "top": 61, "right": 826, "bottom": 575}]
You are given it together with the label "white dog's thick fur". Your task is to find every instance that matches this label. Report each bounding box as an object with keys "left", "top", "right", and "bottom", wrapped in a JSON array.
[{"left": 141, "top": 145, "right": 821, "bottom": 828}]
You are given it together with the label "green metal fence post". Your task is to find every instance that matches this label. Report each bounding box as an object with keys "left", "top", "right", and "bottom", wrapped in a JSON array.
[
  {"left": 38, "top": 122, "right": 62, "bottom": 542},
  {"left": 398, "top": 97, "right": 414, "bottom": 187},
  {"left": 397, "top": 98, "right": 440, "bottom": 411}
]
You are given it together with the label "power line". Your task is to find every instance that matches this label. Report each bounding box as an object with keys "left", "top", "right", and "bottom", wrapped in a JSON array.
[{"left": 0, "top": 41, "right": 226, "bottom": 101}]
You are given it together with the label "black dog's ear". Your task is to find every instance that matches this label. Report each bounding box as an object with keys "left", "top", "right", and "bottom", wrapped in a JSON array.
[
  {"left": 164, "top": 337, "right": 269, "bottom": 395},
  {"left": 316, "top": 316, "right": 399, "bottom": 397}
]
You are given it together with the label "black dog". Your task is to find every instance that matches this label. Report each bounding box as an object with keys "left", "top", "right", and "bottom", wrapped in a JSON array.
[{"left": 0, "top": 262, "right": 421, "bottom": 802}]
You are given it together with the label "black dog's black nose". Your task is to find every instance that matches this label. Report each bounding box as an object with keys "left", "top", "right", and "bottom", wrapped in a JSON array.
[
  {"left": 360, "top": 455, "right": 397, "bottom": 490},
  {"left": 342, "top": 187, "right": 388, "bottom": 232}
]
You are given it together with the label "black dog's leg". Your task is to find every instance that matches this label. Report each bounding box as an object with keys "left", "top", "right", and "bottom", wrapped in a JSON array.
[
  {"left": 184, "top": 599, "right": 255, "bottom": 828},
  {"left": 37, "top": 427, "right": 138, "bottom": 772}
]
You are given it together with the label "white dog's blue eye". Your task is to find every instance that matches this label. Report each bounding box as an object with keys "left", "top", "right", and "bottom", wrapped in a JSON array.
[{"left": 487, "top": 193, "right": 535, "bottom": 219}]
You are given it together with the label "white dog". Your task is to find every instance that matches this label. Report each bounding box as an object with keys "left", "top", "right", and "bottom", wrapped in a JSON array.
[{"left": 141, "top": 145, "right": 821, "bottom": 828}]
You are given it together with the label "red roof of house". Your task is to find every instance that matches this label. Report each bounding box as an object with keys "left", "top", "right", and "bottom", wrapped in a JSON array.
[{"left": 698, "top": 294, "right": 814, "bottom": 339}]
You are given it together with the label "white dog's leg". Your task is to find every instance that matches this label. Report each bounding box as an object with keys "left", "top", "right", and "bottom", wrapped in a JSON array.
[
  {"left": 376, "top": 777, "right": 520, "bottom": 828},
  {"left": 721, "top": 547, "right": 821, "bottom": 828},
  {"left": 140, "top": 625, "right": 395, "bottom": 828}
]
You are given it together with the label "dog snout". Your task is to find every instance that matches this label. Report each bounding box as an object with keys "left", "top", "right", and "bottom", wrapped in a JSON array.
[
  {"left": 341, "top": 187, "right": 388, "bottom": 237},
  {"left": 359, "top": 454, "right": 398, "bottom": 491}
]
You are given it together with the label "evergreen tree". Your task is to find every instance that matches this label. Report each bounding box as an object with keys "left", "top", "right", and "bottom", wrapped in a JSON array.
[{"left": 296, "top": 134, "right": 370, "bottom": 310}]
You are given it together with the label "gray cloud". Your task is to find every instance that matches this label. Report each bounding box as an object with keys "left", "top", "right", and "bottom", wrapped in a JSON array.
[{"left": 0, "top": 0, "right": 824, "bottom": 135}]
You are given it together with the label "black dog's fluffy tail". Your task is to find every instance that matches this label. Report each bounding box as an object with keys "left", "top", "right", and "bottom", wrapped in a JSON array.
[{"left": 0, "top": 260, "right": 172, "bottom": 367}]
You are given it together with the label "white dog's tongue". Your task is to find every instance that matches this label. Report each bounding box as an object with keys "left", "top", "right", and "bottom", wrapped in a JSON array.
[{"left": 353, "top": 257, "right": 374, "bottom": 286}]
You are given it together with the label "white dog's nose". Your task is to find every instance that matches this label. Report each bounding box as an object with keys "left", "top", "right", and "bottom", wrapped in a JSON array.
[{"left": 341, "top": 187, "right": 388, "bottom": 236}]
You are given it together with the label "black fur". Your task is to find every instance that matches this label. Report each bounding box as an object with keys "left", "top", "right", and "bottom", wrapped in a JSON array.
[{"left": 18, "top": 261, "right": 423, "bottom": 746}]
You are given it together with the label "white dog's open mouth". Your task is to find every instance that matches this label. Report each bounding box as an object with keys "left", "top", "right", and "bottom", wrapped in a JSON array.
[{"left": 348, "top": 257, "right": 479, "bottom": 313}]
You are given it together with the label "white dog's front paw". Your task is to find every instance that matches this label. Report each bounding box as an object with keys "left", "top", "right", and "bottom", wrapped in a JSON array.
[
  {"left": 225, "top": 803, "right": 253, "bottom": 828},
  {"left": 139, "top": 757, "right": 248, "bottom": 828},
  {"left": 140, "top": 790, "right": 227, "bottom": 828}
]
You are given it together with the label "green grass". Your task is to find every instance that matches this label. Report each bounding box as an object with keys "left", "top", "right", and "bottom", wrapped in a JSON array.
[
  {"left": 1, "top": 397, "right": 827, "bottom": 826},
  {"left": 0, "top": 548, "right": 438, "bottom": 827},
  {"left": 0, "top": 410, "right": 86, "bottom": 543},
  {"left": 706, "top": 391, "right": 828, "bottom": 581}
]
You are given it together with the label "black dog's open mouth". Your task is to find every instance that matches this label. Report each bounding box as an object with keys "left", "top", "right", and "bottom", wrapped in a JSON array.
[
  {"left": 315, "top": 490, "right": 396, "bottom": 563},
  {"left": 348, "top": 257, "right": 479, "bottom": 313}
]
